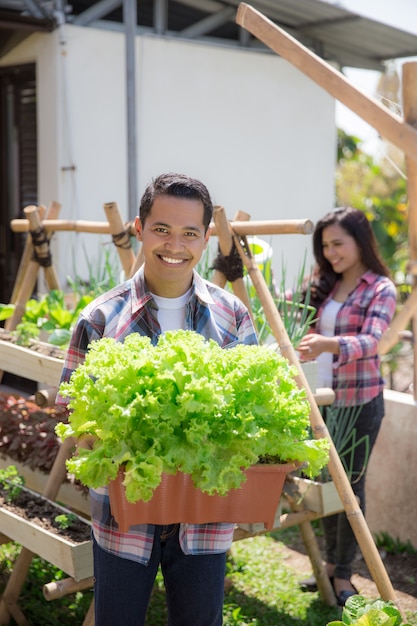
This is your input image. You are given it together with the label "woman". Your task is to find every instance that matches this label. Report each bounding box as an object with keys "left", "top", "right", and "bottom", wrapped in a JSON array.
[{"left": 297, "top": 206, "right": 396, "bottom": 606}]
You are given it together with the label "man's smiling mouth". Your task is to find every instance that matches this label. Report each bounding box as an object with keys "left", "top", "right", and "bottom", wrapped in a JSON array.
[{"left": 160, "top": 256, "right": 185, "bottom": 265}]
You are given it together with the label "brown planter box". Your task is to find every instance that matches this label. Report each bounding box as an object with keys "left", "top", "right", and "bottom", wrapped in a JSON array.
[{"left": 109, "top": 463, "right": 298, "bottom": 533}]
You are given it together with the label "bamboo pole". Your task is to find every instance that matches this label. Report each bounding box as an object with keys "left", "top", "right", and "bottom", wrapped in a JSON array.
[
  {"left": 230, "top": 232, "right": 404, "bottom": 613},
  {"left": 402, "top": 62, "right": 417, "bottom": 400},
  {"left": 6, "top": 202, "right": 61, "bottom": 321},
  {"left": 0, "top": 203, "right": 62, "bottom": 383},
  {"left": 5, "top": 207, "right": 60, "bottom": 332},
  {"left": 378, "top": 287, "right": 417, "bottom": 355},
  {"left": 103, "top": 202, "right": 135, "bottom": 278},
  {"left": 34, "top": 388, "right": 57, "bottom": 408},
  {"left": 82, "top": 599, "right": 95, "bottom": 626},
  {"left": 10, "top": 218, "right": 113, "bottom": 234},
  {"left": 10, "top": 217, "right": 314, "bottom": 237},
  {"left": 0, "top": 547, "right": 32, "bottom": 625},
  {"left": 42, "top": 437, "right": 76, "bottom": 500},
  {"left": 236, "top": 3, "right": 417, "bottom": 163},
  {"left": 211, "top": 208, "right": 250, "bottom": 287},
  {"left": 211, "top": 207, "right": 254, "bottom": 318},
  {"left": 9, "top": 239, "right": 34, "bottom": 305},
  {"left": 43, "top": 577, "right": 94, "bottom": 601},
  {"left": 24, "top": 205, "right": 60, "bottom": 291},
  {"left": 9, "top": 205, "right": 47, "bottom": 304},
  {"left": 289, "top": 495, "right": 337, "bottom": 605}
]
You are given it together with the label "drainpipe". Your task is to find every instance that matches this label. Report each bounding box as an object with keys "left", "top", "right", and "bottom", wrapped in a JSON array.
[{"left": 124, "top": 0, "right": 138, "bottom": 222}]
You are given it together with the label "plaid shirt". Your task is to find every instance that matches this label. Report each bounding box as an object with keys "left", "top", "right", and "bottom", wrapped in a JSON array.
[
  {"left": 316, "top": 271, "right": 396, "bottom": 406},
  {"left": 57, "top": 267, "right": 258, "bottom": 564}
]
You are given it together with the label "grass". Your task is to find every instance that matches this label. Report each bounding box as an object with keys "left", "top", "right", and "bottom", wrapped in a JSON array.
[
  {"left": 1, "top": 529, "right": 416, "bottom": 626},
  {"left": 0, "top": 543, "right": 93, "bottom": 625},
  {"left": 222, "top": 533, "right": 340, "bottom": 626}
]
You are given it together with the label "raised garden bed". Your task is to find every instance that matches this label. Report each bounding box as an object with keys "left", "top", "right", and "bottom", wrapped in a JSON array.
[
  {"left": 0, "top": 328, "right": 64, "bottom": 387},
  {"left": 0, "top": 480, "right": 92, "bottom": 582},
  {"left": 0, "top": 391, "right": 90, "bottom": 516}
]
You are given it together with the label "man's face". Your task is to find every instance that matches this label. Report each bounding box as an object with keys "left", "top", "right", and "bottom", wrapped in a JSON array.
[{"left": 135, "top": 194, "right": 211, "bottom": 297}]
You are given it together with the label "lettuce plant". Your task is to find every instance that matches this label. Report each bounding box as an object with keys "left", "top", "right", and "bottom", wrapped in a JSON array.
[
  {"left": 327, "top": 594, "right": 412, "bottom": 625},
  {"left": 56, "top": 330, "right": 329, "bottom": 503}
]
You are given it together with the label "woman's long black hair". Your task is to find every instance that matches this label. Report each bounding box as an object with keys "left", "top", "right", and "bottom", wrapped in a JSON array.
[{"left": 309, "top": 206, "right": 391, "bottom": 310}]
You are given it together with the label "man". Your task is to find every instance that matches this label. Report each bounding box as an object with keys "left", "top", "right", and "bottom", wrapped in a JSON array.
[{"left": 58, "top": 172, "right": 257, "bottom": 625}]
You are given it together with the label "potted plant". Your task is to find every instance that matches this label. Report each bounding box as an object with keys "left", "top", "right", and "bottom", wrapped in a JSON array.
[{"left": 56, "top": 329, "right": 330, "bottom": 531}]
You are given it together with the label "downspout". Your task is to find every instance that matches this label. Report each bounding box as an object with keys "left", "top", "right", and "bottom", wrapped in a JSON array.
[{"left": 124, "top": 0, "right": 138, "bottom": 222}]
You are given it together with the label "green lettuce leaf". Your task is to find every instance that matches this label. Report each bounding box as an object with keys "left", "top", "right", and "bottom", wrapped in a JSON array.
[{"left": 57, "top": 330, "right": 330, "bottom": 501}]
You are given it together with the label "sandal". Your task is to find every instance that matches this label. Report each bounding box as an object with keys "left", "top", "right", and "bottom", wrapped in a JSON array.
[{"left": 336, "top": 584, "right": 358, "bottom": 607}]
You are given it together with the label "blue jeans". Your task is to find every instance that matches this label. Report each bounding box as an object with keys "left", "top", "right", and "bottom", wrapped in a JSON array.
[
  {"left": 321, "top": 392, "right": 384, "bottom": 580},
  {"left": 93, "top": 524, "right": 227, "bottom": 626}
]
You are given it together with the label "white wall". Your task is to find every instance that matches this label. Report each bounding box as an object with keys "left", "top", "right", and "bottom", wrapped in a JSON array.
[
  {"left": 1, "top": 25, "right": 336, "bottom": 288},
  {"left": 366, "top": 390, "right": 417, "bottom": 547}
]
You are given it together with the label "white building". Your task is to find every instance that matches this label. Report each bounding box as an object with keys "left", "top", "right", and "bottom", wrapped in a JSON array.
[{"left": 1, "top": 1, "right": 417, "bottom": 297}]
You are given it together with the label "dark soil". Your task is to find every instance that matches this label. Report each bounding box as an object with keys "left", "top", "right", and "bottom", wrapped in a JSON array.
[
  {"left": 0, "top": 483, "right": 91, "bottom": 544},
  {"left": 0, "top": 392, "right": 68, "bottom": 473}
]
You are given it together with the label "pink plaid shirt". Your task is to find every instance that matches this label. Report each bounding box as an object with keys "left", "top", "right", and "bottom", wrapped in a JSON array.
[{"left": 316, "top": 271, "right": 396, "bottom": 406}]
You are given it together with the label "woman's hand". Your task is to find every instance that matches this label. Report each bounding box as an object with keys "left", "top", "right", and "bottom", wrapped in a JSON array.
[{"left": 298, "top": 334, "right": 340, "bottom": 360}]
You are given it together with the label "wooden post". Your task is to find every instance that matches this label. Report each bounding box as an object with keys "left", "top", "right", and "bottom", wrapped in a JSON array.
[
  {"left": 402, "top": 61, "right": 417, "bottom": 400},
  {"left": 103, "top": 202, "right": 135, "bottom": 278},
  {"left": 236, "top": 3, "right": 417, "bottom": 163},
  {"left": 231, "top": 232, "right": 404, "bottom": 614}
]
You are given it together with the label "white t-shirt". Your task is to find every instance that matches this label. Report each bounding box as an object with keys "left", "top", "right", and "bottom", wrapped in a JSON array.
[
  {"left": 316, "top": 298, "right": 343, "bottom": 389},
  {"left": 151, "top": 288, "right": 192, "bottom": 333}
]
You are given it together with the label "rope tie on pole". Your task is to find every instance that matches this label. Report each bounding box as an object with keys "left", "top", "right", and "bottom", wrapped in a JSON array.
[
  {"left": 30, "top": 226, "right": 52, "bottom": 267},
  {"left": 211, "top": 238, "right": 245, "bottom": 282},
  {"left": 111, "top": 227, "right": 132, "bottom": 250}
]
